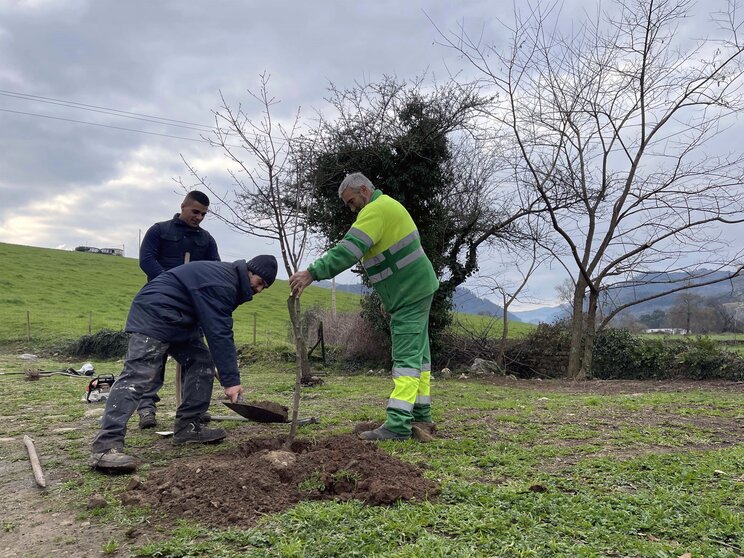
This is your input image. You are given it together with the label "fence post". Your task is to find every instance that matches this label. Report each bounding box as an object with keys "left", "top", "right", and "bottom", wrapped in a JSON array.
[
  {"left": 88, "top": 311, "right": 92, "bottom": 334},
  {"left": 26, "top": 310, "right": 31, "bottom": 342},
  {"left": 253, "top": 313, "right": 257, "bottom": 345}
]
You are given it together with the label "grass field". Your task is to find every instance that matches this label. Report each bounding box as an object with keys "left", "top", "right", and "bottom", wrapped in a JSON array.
[
  {"left": 0, "top": 351, "right": 741, "bottom": 557},
  {"left": 450, "top": 312, "right": 536, "bottom": 339},
  {"left": 0, "top": 242, "right": 361, "bottom": 346},
  {"left": 0, "top": 242, "right": 532, "bottom": 348}
]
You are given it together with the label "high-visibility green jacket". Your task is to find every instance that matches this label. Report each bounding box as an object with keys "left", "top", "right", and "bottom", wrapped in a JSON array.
[{"left": 308, "top": 189, "right": 439, "bottom": 312}]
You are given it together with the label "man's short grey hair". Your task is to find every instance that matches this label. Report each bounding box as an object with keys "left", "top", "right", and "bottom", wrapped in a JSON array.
[{"left": 338, "top": 172, "right": 375, "bottom": 198}]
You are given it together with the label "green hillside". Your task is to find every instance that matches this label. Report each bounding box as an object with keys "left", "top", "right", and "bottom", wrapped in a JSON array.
[
  {"left": 0, "top": 242, "right": 360, "bottom": 346},
  {"left": 452, "top": 310, "right": 536, "bottom": 338}
]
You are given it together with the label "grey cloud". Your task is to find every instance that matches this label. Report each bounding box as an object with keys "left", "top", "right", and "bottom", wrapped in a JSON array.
[{"left": 0, "top": 0, "right": 530, "bottom": 290}]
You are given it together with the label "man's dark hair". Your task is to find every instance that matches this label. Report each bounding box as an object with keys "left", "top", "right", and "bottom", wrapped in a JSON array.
[{"left": 184, "top": 190, "right": 210, "bottom": 206}]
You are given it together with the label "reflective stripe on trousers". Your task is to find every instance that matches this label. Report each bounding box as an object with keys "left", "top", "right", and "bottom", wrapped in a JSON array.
[{"left": 384, "top": 294, "right": 434, "bottom": 434}]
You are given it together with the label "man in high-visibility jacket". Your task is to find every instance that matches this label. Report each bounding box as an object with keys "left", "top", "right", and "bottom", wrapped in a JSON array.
[{"left": 289, "top": 172, "right": 439, "bottom": 440}]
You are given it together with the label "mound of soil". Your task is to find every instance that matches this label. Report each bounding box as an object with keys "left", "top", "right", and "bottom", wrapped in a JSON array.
[{"left": 127, "top": 434, "right": 439, "bottom": 528}]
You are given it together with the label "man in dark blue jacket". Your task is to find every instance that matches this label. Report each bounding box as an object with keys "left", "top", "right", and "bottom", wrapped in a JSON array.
[
  {"left": 90, "top": 255, "right": 278, "bottom": 473},
  {"left": 137, "top": 190, "right": 220, "bottom": 429}
]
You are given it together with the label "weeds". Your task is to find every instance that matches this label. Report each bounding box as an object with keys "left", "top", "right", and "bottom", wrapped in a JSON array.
[
  {"left": 101, "top": 538, "right": 119, "bottom": 554},
  {"left": 298, "top": 473, "right": 326, "bottom": 493}
]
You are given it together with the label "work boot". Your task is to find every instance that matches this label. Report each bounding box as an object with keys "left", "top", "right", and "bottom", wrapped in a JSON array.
[
  {"left": 89, "top": 448, "right": 138, "bottom": 472},
  {"left": 173, "top": 420, "right": 226, "bottom": 445},
  {"left": 359, "top": 426, "right": 410, "bottom": 441},
  {"left": 139, "top": 412, "right": 157, "bottom": 430}
]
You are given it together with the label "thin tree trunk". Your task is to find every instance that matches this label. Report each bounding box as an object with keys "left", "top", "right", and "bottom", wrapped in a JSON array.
[
  {"left": 285, "top": 295, "right": 310, "bottom": 450},
  {"left": 567, "top": 279, "right": 586, "bottom": 379},
  {"left": 497, "top": 292, "right": 509, "bottom": 368},
  {"left": 579, "top": 289, "right": 599, "bottom": 380}
]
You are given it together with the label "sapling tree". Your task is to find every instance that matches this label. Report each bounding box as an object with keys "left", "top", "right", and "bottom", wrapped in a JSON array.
[{"left": 180, "top": 73, "right": 315, "bottom": 447}]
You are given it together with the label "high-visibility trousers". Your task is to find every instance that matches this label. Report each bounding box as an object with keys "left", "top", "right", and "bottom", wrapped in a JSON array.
[{"left": 383, "top": 294, "right": 433, "bottom": 435}]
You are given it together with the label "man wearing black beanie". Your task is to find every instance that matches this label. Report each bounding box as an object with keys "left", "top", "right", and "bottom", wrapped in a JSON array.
[{"left": 90, "top": 255, "right": 277, "bottom": 473}]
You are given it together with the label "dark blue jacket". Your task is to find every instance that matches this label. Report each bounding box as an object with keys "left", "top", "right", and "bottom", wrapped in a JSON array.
[
  {"left": 126, "top": 260, "right": 253, "bottom": 388},
  {"left": 139, "top": 215, "right": 220, "bottom": 281}
]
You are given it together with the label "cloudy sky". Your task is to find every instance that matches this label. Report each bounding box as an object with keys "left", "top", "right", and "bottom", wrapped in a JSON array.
[{"left": 0, "top": 0, "right": 680, "bottom": 311}]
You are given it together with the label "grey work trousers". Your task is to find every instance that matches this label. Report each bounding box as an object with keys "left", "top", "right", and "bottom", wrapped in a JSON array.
[
  {"left": 91, "top": 333, "right": 215, "bottom": 452},
  {"left": 135, "top": 352, "right": 168, "bottom": 416}
]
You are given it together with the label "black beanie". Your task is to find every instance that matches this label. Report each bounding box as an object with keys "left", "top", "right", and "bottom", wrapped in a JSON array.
[{"left": 246, "top": 255, "right": 278, "bottom": 287}]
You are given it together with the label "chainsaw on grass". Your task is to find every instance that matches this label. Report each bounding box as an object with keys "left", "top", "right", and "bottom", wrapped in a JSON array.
[{"left": 82, "top": 375, "right": 116, "bottom": 403}]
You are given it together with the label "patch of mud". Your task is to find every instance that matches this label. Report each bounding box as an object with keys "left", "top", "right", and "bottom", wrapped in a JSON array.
[{"left": 129, "top": 434, "right": 439, "bottom": 528}]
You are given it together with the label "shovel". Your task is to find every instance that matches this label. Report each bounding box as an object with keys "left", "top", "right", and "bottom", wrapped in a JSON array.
[
  {"left": 156, "top": 399, "right": 318, "bottom": 437},
  {"left": 223, "top": 396, "right": 318, "bottom": 425},
  {"left": 223, "top": 397, "right": 288, "bottom": 423}
]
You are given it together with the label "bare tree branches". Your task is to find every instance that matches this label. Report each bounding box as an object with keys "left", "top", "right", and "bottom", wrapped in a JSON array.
[
  {"left": 179, "top": 72, "right": 314, "bottom": 278},
  {"left": 440, "top": 0, "right": 744, "bottom": 378}
]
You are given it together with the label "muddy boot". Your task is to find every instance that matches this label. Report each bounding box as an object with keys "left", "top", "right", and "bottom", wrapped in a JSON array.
[
  {"left": 359, "top": 426, "right": 410, "bottom": 441},
  {"left": 138, "top": 412, "right": 157, "bottom": 430},
  {"left": 173, "top": 420, "right": 226, "bottom": 445},
  {"left": 89, "top": 448, "right": 138, "bottom": 472}
]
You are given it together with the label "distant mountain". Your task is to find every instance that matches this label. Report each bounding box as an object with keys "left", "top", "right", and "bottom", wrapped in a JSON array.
[
  {"left": 315, "top": 282, "right": 522, "bottom": 320},
  {"left": 609, "top": 270, "right": 744, "bottom": 315},
  {"left": 452, "top": 287, "right": 522, "bottom": 321},
  {"left": 511, "top": 305, "right": 569, "bottom": 324},
  {"left": 508, "top": 270, "right": 744, "bottom": 324}
]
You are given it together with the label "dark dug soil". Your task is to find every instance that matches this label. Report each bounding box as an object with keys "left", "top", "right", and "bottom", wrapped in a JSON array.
[{"left": 129, "top": 434, "right": 438, "bottom": 528}]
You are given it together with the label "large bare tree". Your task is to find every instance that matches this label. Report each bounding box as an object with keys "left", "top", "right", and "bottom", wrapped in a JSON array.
[{"left": 439, "top": 0, "right": 744, "bottom": 378}]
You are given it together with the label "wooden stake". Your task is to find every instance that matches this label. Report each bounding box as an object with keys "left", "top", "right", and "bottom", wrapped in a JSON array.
[{"left": 23, "top": 435, "right": 46, "bottom": 488}]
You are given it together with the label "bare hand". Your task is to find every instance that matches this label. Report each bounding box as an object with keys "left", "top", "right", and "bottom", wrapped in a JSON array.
[
  {"left": 289, "top": 270, "right": 314, "bottom": 297},
  {"left": 224, "top": 384, "right": 244, "bottom": 403}
]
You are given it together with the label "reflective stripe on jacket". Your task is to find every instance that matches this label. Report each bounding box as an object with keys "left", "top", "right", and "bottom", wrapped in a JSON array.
[{"left": 308, "top": 189, "right": 439, "bottom": 312}]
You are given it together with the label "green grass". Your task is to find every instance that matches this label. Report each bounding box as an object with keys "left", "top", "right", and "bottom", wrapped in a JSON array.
[
  {"left": 450, "top": 313, "right": 535, "bottom": 338},
  {"left": 0, "top": 242, "right": 361, "bottom": 346},
  {"left": 1, "top": 349, "right": 741, "bottom": 558}
]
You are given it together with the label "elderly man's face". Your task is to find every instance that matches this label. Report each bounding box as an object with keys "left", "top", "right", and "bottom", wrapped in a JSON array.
[{"left": 341, "top": 186, "right": 370, "bottom": 213}]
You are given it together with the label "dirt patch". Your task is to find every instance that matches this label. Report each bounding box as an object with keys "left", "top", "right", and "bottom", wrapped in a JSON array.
[{"left": 128, "top": 434, "right": 439, "bottom": 529}]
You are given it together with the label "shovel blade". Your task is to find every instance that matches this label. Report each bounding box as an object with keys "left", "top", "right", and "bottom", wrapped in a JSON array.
[{"left": 222, "top": 400, "right": 288, "bottom": 423}]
